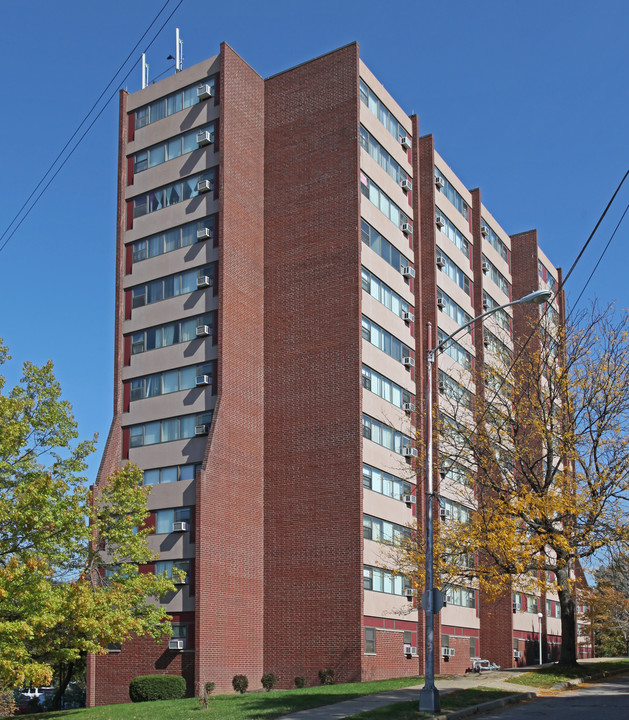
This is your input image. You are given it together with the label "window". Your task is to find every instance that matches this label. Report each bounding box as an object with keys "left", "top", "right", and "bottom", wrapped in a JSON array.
[
  {"left": 362, "top": 415, "right": 411, "bottom": 455},
  {"left": 526, "top": 595, "right": 539, "bottom": 613},
  {"left": 441, "top": 498, "right": 472, "bottom": 523},
  {"left": 403, "top": 631, "right": 413, "bottom": 645},
  {"left": 155, "top": 559, "right": 191, "bottom": 581},
  {"left": 143, "top": 463, "right": 199, "bottom": 485},
  {"left": 361, "top": 268, "right": 410, "bottom": 319},
  {"left": 362, "top": 365, "right": 411, "bottom": 410},
  {"left": 362, "top": 316, "right": 412, "bottom": 364},
  {"left": 365, "top": 627, "right": 376, "bottom": 654},
  {"left": 132, "top": 168, "right": 217, "bottom": 219},
  {"left": 483, "top": 291, "right": 512, "bottom": 334},
  {"left": 363, "top": 514, "right": 409, "bottom": 543},
  {"left": 361, "top": 219, "right": 410, "bottom": 275},
  {"left": 134, "top": 76, "right": 216, "bottom": 129},
  {"left": 130, "top": 362, "right": 215, "bottom": 401},
  {"left": 481, "top": 219, "right": 509, "bottom": 263},
  {"left": 359, "top": 79, "right": 410, "bottom": 147},
  {"left": 438, "top": 370, "right": 473, "bottom": 409},
  {"left": 170, "top": 623, "right": 189, "bottom": 641},
  {"left": 484, "top": 330, "right": 512, "bottom": 363},
  {"left": 435, "top": 168, "right": 470, "bottom": 222},
  {"left": 155, "top": 507, "right": 192, "bottom": 534},
  {"left": 538, "top": 260, "right": 557, "bottom": 292},
  {"left": 363, "top": 464, "right": 412, "bottom": 501},
  {"left": 360, "top": 172, "right": 411, "bottom": 230},
  {"left": 437, "top": 251, "right": 471, "bottom": 295},
  {"left": 128, "top": 412, "right": 213, "bottom": 448},
  {"left": 130, "top": 312, "right": 215, "bottom": 356},
  {"left": 470, "top": 637, "right": 478, "bottom": 657},
  {"left": 482, "top": 254, "right": 511, "bottom": 297},
  {"left": 360, "top": 126, "right": 410, "bottom": 185},
  {"left": 436, "top": 209, "right": 470, "bottom": 258},
  {"left": 131, "top": 264, "right": 215, "bottom": 309},
  {"left": 363, "top": 565, "right": 407, "bottom": 595},
  {"left": 133, "top": 123, "right": 216, "bottom": 173},
  {"left": 437, "top": 328, "right": 472, "bottom": 371},
  {"left": 444, "top": 585, "right": 476, "bottom": 608},
  {"left": 439, "top": 458, "right": 472, "bottom": 488},
  {"left": 437, "top": 289, "right": 472, "bottom": 327},
  {"left": 132, "top": 216, "right": 217, "bottom": 263}
]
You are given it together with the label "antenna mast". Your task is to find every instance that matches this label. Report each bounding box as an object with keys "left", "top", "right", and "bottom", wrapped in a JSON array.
[
  {"left": 175, "top": 28, "right": 183, "bottom": 72},
  {"left": 141, "top": 53, "right": 149, "bottom": 88}
]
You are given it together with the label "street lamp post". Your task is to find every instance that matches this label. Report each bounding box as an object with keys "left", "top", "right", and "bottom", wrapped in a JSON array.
[
  {"left": 538, "top": 611, "right": 543, "bottom": 666},
  {"left": 419, "top": 289, "right": 552, "bottom": 714}
]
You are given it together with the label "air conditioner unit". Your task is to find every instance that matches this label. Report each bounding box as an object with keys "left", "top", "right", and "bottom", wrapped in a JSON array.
[
  {"left": 436, "top": 255, "right": 446, "bottom": 268},
  {"left": 197, "top": 275, "right": 212, "bottom": 289},
  {"left": 435, "top": 176, "right": 445, "bottom": 189},
  {"left": 402, "top": 356, "right": 415, "bottom": 367},
  {"left": 401, "top": 178, "right": 413, "bottom": 192},
  {"left": 401, "top": 265, "right": 416, "bottom": 278},
  {"left": 401, "top": 222, "right": 412, "bottom": 235},
  {"left": 174, "top": 575, "right": 189, "bottom": 585},
  {"left": 197, "top": 227, "right": 212, "bottom": 241},
  {"left": 195, "top": 424, "right": 209, "bottom": 436},
  {"left": 400, "top": 136, "right": 412, "bottom": 150},
  {"left": 513, "top": 649, "right": 522, "bottom": 658},
  {"left": 402, "top": 311, "right": 413, "bottom": 322},
  {"left": 196, "top": 130, "right": 213, "bottom": 147},
  {"left": 440, "top": 508, "right": 450, "bottom": 520},
  {"left": 438, "top": 380, "right": 446, "bottom": 393},
  {"left": 172, "top": 521, "right": 189, "bottom": 532},
  {"left": 197, "top": 84, "right": 213, "bottom": 100},
  {"left": 482, "top": 300, "right": 490, "bottom": 310},
  {"left": 198, "top": 179, "right": 212, "bottom": 193},
  {"left": 481, "top": 224, "right": 489, "bottom": 237},
  {"left": 169, "top": 639, "right": 185, "bottom": 650},
  {"left": 404, "top": 645, "right": 418, "bottom": 656},
  {"left": 481, "top": 261, "right": 490, "bottom": 274},
  {"left": 196, "top": 374, "right": 210, "bottom": 387},
  {"left": 403, "top": 402, "right": 415, "bottom": 413},
  {"left": 405, "top": 587, "right": 418, "bottom": 597},
  {"left": 483, "top": 338, "right": 490, "bottom": 348},
  {"left": 402, "top": 493, "right": 416, "bottom": 505},
  {"left": 442, "top": 647, "right": 455, "bottom": 657},
  {"left": 436, "top": 214, "right": 446, "bottom": 228},
  {"left": 196, "top": 324, "right": 210, "bottom": 338},
  {"left": 437, "top": 297, "right": 445, "bottom": 310},
  {"left": 402, "top": 446, "right": 418, "bottom": 457}
]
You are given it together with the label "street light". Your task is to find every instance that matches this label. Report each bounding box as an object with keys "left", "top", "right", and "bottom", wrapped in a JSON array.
[
  {"left": 419, "top": 288, "right": 552, "bottom": 713},
  {"left": 538, "top": 611, "right": 543, "bottom": 666}
]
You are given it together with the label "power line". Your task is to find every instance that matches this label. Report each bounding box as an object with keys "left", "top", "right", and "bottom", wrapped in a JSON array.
[{"left": 0, "top": 0, "right": 184, "bottom": 257}]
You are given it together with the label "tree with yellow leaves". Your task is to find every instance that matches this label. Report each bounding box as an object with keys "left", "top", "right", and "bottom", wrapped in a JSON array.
[
  {"left": 0, "top": 341, "right": 176, "bottom": 707},
  {"left": 389, "top": 304, "right": 629, "bottom": 667}
]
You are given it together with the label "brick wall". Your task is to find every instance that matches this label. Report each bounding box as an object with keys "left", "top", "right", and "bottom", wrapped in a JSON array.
[
  {"left": 439, "top": 635, "right": 472, "bottom": 675},
  {"left": 263, "top": 43, "right": 364, "bottom": 688},
  {"left": 362, "top": 628, "right": 420, "bottom": 681},
  {"left": 194, "top": 43, "right": 266, "bottom": 694},
  {"left": 479, "top": 588, "right": 514, "bottom": 668}
]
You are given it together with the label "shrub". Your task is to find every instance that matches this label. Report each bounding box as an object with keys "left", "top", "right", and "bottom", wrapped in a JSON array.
[
  {"left": 199, "top": 682, "right": 215, "bottom": 709},
  {"left": 294, "top": 676, "right": 307, "bottom": 688},
  {"left": 261, "top": 673, "right": 278, "bottom": 692},
  {"left": 0, "top": 691, "right": 16, "bottom": 717},
  {"left": 232, "top": 675, "right": 248, "bottom": 694},
  {"left": 318, "top": 668, "right": 336, "bottom": 685},
  {"left": 129, "top": 674, "right": 186, "bottom": 702}
]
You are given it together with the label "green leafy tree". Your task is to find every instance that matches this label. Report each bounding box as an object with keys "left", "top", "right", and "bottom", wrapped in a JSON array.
[{"left": 0, "top": 342, "right": 176, "bottom": 706}]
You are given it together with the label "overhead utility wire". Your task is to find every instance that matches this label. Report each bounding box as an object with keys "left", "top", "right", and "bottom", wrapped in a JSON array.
[{"left": 0, "top": 0, "right": 183, "bottom": 257}]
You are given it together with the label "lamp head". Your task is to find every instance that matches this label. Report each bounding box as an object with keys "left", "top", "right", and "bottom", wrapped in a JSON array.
[{"left": 519, "top": 289, "right": 553, "bottom": 305}]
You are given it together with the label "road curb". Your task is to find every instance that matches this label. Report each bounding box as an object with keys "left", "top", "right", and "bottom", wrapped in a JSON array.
[
  {"left": 432, "top": 692, "right": 536, "bottom": 719},
  {"left": 550, "top": 665, "right": 629, "bottom": 691}
]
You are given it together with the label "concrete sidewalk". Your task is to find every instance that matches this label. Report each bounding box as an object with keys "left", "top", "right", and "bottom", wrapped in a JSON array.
[{"left": 275, "top": 669, "right": 541, "bottom": 719}]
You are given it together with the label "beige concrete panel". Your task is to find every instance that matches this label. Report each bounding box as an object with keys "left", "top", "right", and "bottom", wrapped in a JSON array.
[
  {"left": 484, "top": 277, "right": 511, "bottom": 306},
  {"left": 147, "top": 533, "right": 193, "bottom": 560},
  {"left": 126, "top": 243, "right": 220, "bottom": 289},
  {"left": 435, "top": 237, "right": 474, "bottom": 280},
  {"left": 436, "top": 277, "right": 475, "bottom": 319},
  {"left": 482, "top": 240, "right": 511, "bottom": 279},
  {"left": 362, "top": 438, "right": 413, "bottom": 483},
  {"left": 122, "top": 342, "right": 217, "bottom": 380},
  {"left": 360, "top": 198, "right": 414, "bottom": 263},
  {"left": 361, "top": 340, "right": 416, "bottom": 392},
  {"left": 162, "top": 584, "right": 195, "bottom": 613},
  {"left": 127, "top": 56, "right": 220, "bottom": 112},
  {"left": 125, "top": 194, "right": 219, "bottom": 243},
  {"left": 363, "top": 538, "right": 390, "bottom": 568},
  {"left": 435, "top": 197, "right": 473, "bottom": 243},
  {"left": 537, "top": 247, "right": 559, "bottom": 279},
  {"left": 359, "top": 61, "right": 412, "bottom": 136},
  {"left": 123, "top": 291, "right": 218, "bottom": 335},
  {"left": 364, "top": 590, "right": 417, "bottom": 620},
  {"left": 441, "top": 604, "right": 479, "bottom": 628},
  {"left": 362, "top": 390, "right": 412, "bottom": 437},
  {"left": 361, "top": 246, "right": 414, "bottom": 305},
  {"left": 125, "top": 390, "right": 215, "bottom": 426},
  {"left": 513, "top": 612, "right": 542, "bottom": 633},
  {"left": 359, "top": 105, "right": 412, "bottom": 174},
  {"left": 363, "top": 489, "right": 414, "bottom": 525},
  {"left": 435, "top": 310, "right": 475, "bottom": 355},
  {"left": 362, "top": 293, "right": 414, "bottom": 347},
  {"left": 547, "top": 618, "right": 561, "bottom": 636},
  {"left": 127, "top": 147, "right": 219, "bottom": 199},
  {"left": 146, "top": 477, "right": 195, "bottom": 509},
  {"left": 361, "top": 151, "right": 412, "bottom": 216},
  {"left": 433, "top": 151, "right": 473, "bottom": 205},
  {"left": 128, "top": 437, "right": 207, "bottom": 468},
  {"left": 480, "top": 206, "right": 511, "bottom": 248}
]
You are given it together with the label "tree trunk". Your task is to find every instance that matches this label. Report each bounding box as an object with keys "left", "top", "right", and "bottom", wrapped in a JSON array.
[
  {"left": 556, "top": 564, "right": 578, "bottom": 667},
  {"left": 52, "top": 661, "right": 74, "bottom": 711}
]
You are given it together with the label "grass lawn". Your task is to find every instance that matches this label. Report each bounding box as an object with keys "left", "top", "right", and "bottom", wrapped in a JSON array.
[
  {"left": 506, "top": 658, "right": 629, "bottom": 689},
  {"left": 343, "top": 687, "right": 516, "bottom": 719},
  {"left": 20, "top": 676, "right": 424, "bottom": 720}
]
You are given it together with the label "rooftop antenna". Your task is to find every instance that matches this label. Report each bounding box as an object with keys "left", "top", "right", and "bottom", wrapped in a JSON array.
[
  {"left": 141, "top": 53, "right": 149, "bottom": 89},
  {"left": 175, "top": 28, "right": 183, "bottom": 72}
]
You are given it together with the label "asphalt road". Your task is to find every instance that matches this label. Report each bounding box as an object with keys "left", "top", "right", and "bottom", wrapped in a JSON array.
[{"left": 479, "top": 672, "right": 629, "bottom": 720}]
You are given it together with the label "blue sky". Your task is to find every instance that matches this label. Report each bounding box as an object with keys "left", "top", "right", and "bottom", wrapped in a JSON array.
[{"left": 1, "top": 0, "right": 627, "bottom": 485}]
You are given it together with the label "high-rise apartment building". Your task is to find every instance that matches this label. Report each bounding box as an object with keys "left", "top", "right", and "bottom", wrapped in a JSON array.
[{"left": 87, "top": 42, "right": 572, "bottom": 706}]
